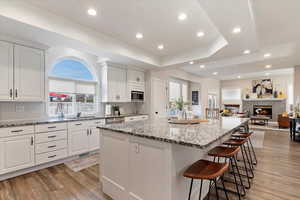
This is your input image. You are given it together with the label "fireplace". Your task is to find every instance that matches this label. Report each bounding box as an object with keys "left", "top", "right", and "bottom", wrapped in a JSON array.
[{"left": 253, "top": 105, "right": 272, "bottom": 119}]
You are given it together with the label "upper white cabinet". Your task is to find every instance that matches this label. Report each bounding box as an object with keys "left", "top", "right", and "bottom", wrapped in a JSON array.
[
  {"left": 0, "top": 41, "right": 13, "bottom": 101},
  {"left": 0, "top": 41, "right": 45, "bottom": 102},
  {"left": 101, "top": 65, "right": 127, "bottom": 102},
  {"left": 128, "top": 70, "right": 145, "bottom": 84},
  {"left": 14, "top": 45, "right": 45, "bottom": 101}
]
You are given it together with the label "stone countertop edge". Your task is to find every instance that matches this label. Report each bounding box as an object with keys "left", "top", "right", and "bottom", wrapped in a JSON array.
[
  {"left": 0, "top": 114, "right": 148, "bottom": 128},
  {"left": 97, "top": 120, "right": 249, "bottom": 149}
]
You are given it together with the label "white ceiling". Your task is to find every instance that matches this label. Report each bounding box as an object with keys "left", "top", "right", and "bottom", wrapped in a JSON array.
[{"left": 0, "top": 0, "right": 300, "bottom": 79}]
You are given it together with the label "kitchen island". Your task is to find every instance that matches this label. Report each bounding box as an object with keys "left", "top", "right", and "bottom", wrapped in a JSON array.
[{"left": 97, "top": 117, "right": 249, "bottom": 200}]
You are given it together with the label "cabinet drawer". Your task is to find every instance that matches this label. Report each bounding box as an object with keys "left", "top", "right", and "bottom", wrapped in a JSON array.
[
  {"left": 68, "top": 121, "right": 89, "bottom": 130},
  {"left": 0, "top": 126, "right": 34, "bottom": 138},
  {"left": 35, "top": 123, "right": 67, "bottom": 133},
  {"left": 36, "top": 149, "right": 68, "bottom": 165},
  {"left": 35, "top": 139, "right": 67, "bottom": 154},
  {"left": 35, "top": 130, "right": 67, "bottom": 144}
]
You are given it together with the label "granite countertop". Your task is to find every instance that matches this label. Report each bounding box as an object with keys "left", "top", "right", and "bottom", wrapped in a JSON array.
[
  {"left": 0, "top": 114, "right": 148, "bottom": 128},
  {"left": 97, "top": 117, "right": 249, "bottom": 149}
]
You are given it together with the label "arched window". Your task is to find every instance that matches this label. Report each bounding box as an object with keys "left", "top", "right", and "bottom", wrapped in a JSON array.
[
  {"left": 51, "top": 59, "right": 94, "bottom": 81},
  {"left": 48, "top": 58, "right": 97, "bottom": 117}
]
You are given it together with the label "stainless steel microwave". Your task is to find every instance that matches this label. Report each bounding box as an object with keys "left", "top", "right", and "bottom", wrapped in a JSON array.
[{"left": 131, "top": 91, "right": 144, "bottom": 102}]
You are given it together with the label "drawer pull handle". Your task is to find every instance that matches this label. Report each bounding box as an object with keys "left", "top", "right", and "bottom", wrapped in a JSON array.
[
  {"left": 11, "top": 130, "right": 23, "bottom": 133},
  {"left": 48, "top": 126, "right": 57, "bottom": 129},
  {"left": 75, "top": 123, "right": 82, "bottom": 126},
  {"left": 48, "top": 135, "right": 57, "bottom": 138},
  {"left": 48, "top": 155, "right": 57, "bottom": 158},
  {"left": 48, "top": 145, "right": 56, "bottom": 148}
]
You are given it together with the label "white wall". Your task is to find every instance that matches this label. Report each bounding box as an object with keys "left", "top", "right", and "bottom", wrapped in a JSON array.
[
  {"left": 146, "top": 68, "right": 221, "bottom": 118},
  {"left": 221, "top": 74, "right": 294, "bottom": 111}
]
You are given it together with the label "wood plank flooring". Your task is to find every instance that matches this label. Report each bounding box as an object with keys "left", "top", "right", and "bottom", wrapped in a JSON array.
[{"left": 1, "top": 129, "right": 300, "bottom": 200}]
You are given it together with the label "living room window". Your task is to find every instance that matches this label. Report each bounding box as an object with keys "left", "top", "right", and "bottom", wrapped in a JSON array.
[{"left": 48, "top": 59, "right": 97, "bottom": 117}]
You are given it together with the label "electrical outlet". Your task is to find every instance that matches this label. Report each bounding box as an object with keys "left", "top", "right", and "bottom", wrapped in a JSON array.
[{"left": 16, "top": 105, "right": 25, "bottom": 112}]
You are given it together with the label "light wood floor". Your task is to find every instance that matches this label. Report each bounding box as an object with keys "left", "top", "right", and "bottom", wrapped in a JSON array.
[{"left": 1, "top": 130, "right": 300, "bottom": 200}]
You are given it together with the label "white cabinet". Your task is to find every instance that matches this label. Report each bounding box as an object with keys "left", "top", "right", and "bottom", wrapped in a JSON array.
[
  {"left": 0, "top": 41, "right": 13, "bottom": 101},
  {"left": 101, "top": 65, "right": 127, "bottom": 102},
  {"left": 68, "top": 120, "right": 101, "bottom": 156},
  {"left": 89, "top": 128, "right": 100, "bottom": 151},
  {"left": 69, "top": 129, "right": 90, "bottom": 156},
  {"left": 100, "top": 130, "right": 170, "bottom": 200},
  {"left": 101, "top": 130, "right": 129, "bottom": 200},
  {"left": 128, "top": 70, "right": 145, "bottom": 84},
  {"left": 14, "top": 45, "right": 45, "bottom": 101},
  {"left": 0, "top": 134, "right": 34, "bottom": 174},
  {"left": 128, "top": 139, "right": 169, "bottom": 200},
  {"left": 0, "top": 41, "right": 45, "bottom": 102}
]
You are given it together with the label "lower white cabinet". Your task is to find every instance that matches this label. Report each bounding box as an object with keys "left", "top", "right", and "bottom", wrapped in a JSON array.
[
  {"left": 101, "top": 130, "right": 170, "bottom": 200},
  {"left": 0, "top": 134, "right": 34, "bottom": 174},
  {"left": 69, "top": 129, "right": 90, "bottom": 156}
]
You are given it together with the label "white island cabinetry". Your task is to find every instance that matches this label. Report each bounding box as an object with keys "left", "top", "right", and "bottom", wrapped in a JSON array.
[{"left": 100, "top": 129, "right": 171, "bottom": 200}]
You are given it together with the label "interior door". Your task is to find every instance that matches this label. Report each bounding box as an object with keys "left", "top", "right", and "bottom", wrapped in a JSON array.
[
  {"left": 0, "top": 41, "right": 13, "bottom": 101},
  {"left": 2, "top": 135, "right": 34, "bottom": 174},
  {"left": 151, "top": 78, "right": 168, "bottom": 119},
  {"left": 89, "top": 128, "right": 100, "bottom": 151},
  {"left": 68, "top": 129, "right": 89, "bottom": 156},
  {"left": 14, "top": 45, "right": 45, "bottom": 101}
]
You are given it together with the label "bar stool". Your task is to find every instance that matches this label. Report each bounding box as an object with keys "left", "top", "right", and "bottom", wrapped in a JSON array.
[
  {"left": 183, "top": 159, "right": 229, "bottom": 200},
  {"left": 232, "top": 132, "right": 258, "bottom": 165},
  {"left": 208, "top": 146, "right": 245, "bottom": 200},
  {"left": 223, "top": 138, "right": 254, "bottom": 189}
]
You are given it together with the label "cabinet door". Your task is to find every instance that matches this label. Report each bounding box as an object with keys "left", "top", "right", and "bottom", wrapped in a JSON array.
[
  {"left": 89, "top": 128, "right": 100, "bottom": 151},
  {"left": 101, "top": 130, "right": 129, "bottom": 200},
  {"left": 1, "top": 135, "right": 34, "bottom": 174},
  {"left": 129, "top": 140, "right": 170, "bottom": 200},
  {"left": 68, "top": 129, "right": 89, "bottom": 156},
  {"left": 14, "top": 45, "right": 45, "bottom": 101},
  {"left": 108, "top": 67, "right": 127, "bottom": 102},
  {"left": 0, "top": 41, "right": 13, "bottom": 101}
]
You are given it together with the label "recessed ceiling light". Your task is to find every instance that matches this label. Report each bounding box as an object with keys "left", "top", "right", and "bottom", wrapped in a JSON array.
[
  {"left": 264, "top": 53, "right": 271, "bottom": 58},
  {"left": 158, "top": 44, "right": 164, "bottom": 50},
  {"left": 213, "top": 72, "right": 218, "bottom": 75},
  {"left": 87, "top": 8, "right": 97, "bottom": 16},
  {"left": 243, "top": 50, "right": 251, "bottom": 54},
  {"left": 178, "top": 13, "right": 187, "bottom": 21},
  {"left": 197, "top": 31, "right": 205, "bottom": 37},
  {"left": 232, "top": 27, "right": 241, "bottom": 34},
  {"left": 265, "top": 72, "right": 271, "bottom": 76},
  {"left": 189, "top": 61, "right": 194, "bottom": 65},
  {"left": 237, "top": 75, "right": 241, "bottom": 79},
  {"left": 265, "top": 64, "right": 272, "bottom": 69},
  {"left": 200, "top": 65, "right": 205, "bottom": 69},
  {"left": 136, "top": 33, "right": 143, "bottom": 39}
]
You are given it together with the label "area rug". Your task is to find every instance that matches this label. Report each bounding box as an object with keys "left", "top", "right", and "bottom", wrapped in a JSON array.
[{"left": 64, "top": 152, "right": 99, "bottom": 172}]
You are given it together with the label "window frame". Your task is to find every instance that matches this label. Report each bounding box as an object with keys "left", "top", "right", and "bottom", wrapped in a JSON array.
[{"left": 47, "top": 57, "right": 98, "bottom": 117}]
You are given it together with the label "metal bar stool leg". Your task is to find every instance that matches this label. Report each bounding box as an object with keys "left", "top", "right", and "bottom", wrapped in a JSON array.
[
  {"left": 221, "top": 175, "right": 229, "bottom": 200},
  {"left": 230, "top": 158, "right": 242, "bottom": 200},
  {"left": 240, "top": 145, "right": 251, "bottom": 188},
  {"left": 242, "top": 145, "right": 254, "bottom": 178},
  {"left": 214, "top": 178, "right": 219, "bottom": 200},
  {"left": 233, "top": 156, "right": 246, "bottom": 196},
  {"left": 249, "top": 138, "right": 258, "bottom": 165},
  {"left": 198, "top": 180, "right": 203, "bottom": 200},
  {"left": 188, "top": 178, "right": 194, "bottom": 200}
]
